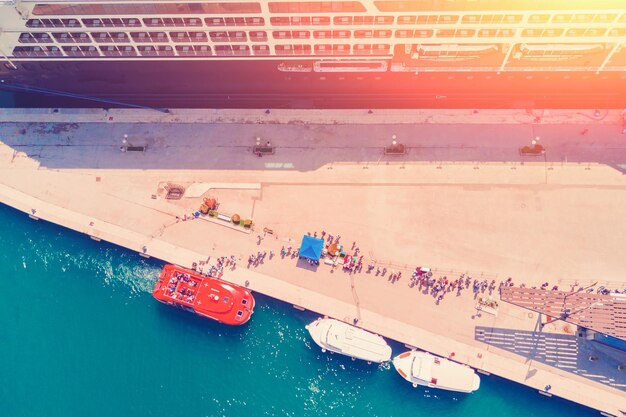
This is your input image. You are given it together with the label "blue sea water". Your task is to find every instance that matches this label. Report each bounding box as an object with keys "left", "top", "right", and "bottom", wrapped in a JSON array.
[{"left": 0, "top": 203, "right": 598, "bottom": 417}]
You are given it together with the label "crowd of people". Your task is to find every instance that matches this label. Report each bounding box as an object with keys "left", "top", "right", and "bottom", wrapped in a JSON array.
[
  {"left": 191, "top": 228, "right": 624, "bottom": 304},
  {"left": 166, "top": 271, "right": 198, "bottom": 303}
]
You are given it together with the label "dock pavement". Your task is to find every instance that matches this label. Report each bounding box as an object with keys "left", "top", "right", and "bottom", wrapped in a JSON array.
[{"left": 0, "top": 108, "right": 625, "bottom": 416}]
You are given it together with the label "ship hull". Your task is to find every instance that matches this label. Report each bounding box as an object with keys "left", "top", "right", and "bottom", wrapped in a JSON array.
[{"left": 2, "top": 58, "right": 625, "bottom": 109}]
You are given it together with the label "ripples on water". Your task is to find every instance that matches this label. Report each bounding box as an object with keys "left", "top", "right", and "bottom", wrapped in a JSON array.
[{"left": 0, "top": 204, "right": 598, "bottom": 417}]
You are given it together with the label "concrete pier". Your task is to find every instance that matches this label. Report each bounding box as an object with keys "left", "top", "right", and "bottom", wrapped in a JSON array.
[{"left": 0, "top": 108, "right": 625, "bottom": 416}]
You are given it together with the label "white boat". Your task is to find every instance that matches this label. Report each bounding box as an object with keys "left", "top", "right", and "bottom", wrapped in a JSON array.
[
  {"left": 306, "top": 318, "right": 392, "bottom": 363},
  {"left": 393, "top": 350, "right": 480, "bottom": 393}
]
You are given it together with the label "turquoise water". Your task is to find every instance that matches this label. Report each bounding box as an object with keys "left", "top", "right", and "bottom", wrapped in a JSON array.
[{"left": 0, "top": 203, "right": 596, "bottom": 417}]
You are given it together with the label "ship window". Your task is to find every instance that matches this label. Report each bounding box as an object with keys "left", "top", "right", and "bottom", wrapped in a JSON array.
[
  {"left": 565, "top": 28, "right": 585, "bottom": 37},
  {"left": 268, "top": 2, "right": 365, "bottom": 13},
  {"left": 171, "top": 31, "right": 191, "bottom": 42},
  {"left": 374, "top": 16, "right": 393, "bottom": 24},
  {"left": 130, "top": 32, "right": 168, "bottom": 42},
  {"left": 462, "top": 15, "right": 479, "bottom": 23},
  {"left": 332, "top": 30, "right": 350, "bottom": 39},
  {"left": 354, "top": 30, "right": 391, "bottom": 38},
  {"left": 137, "top": 45, "right": 174, "bottom": 56},
  {"left": 334, "top": 16, "right": 352, "bottom": 25},
  {"left": 26, "top": 19, "right": 43, "bottom": 28},
  {"left": 528, "top": 14, "right": 549, "bottom": 24},
  {"left": 542, "top": 29, "right": 563, "bottom": 37},
  {"left": 397, "top": 15, "right": 415, "bottom": 25},
  {"left": 552, "top": 14, "right": 571, "bottom": 23},
  {"left": 13, "top": 46, "right": 38, "bottom": 57},
  {"left": 438, "top": 15, "right": 458, "bottom": 24},
  {"left": 119, "top": 45, "right": 136, "bottom": 56},
  {"left": 313, "top": 30, "right": 331, "bottom": 39},
  {"left": 252, "top": 44, "right": 269, "bottom": 55},
  {"left": 249, "top": 31, "right": 267, "bottom": 41},
  {"left": 311, "top": 16, "right": 331, "bottom": 25},
  {"left": 93, "top": 32, "right": 113, "bottom": 43},
  {"left": 609, "top": 28, "right": 626, "bottom": 36},
  {"left": 456, "top": 29, "right": 474, "bottom": 37},
  {"left": 214, "top": 45, "right": 234, "bottom": 56},
  {"left": 245, "top": 17, "right": 264, "bottom": 26},
  {"left": 209, "top": 31, "right": 229, "bottom": 42},
  {"left": 110, "top": 32, "right": 129, "bottom": 42},
  {"left": 414, "top": 29, "right": 432, "bottom": 38},
  {"left": 194, "top": 45, "right": 212, "bottom": 56},
  {"left": 572, "top": 14, "right": 593, "bottom": 23},
  {"left": 82, "top": 19, "right": 102, "bottom": 27},
  {"left": 522, "top": 28, "right": 541, "bottom": 37},
  {"left": 224, "top": 17, "right": 246, "bottom": 26},
  {"left": 63, "top": 45, "right": 100, "bottom": 56},
  {"left": 478, "top": 29, "right": 514, "bottom": 38},
  {"left": 620, "top": 14, "right": 626, "bottom": 23},
  {"left": 585, "top": 28, "right": 606, "bottom": 37},
  {"left": 352, "top": 16, "right": 374, "bottom": 25},
  {"left": 332, "top": 44, "right": 350, "bottom": 55},
  {"left": 275, "top": 44, "right": 293, "bottom": 55},
  {"left": 314, "top": 44, "right": 329, "bottom": 55},
  {"left": 228, "top": 31, "right": 247, "bottom": 41},
  {"left": 100, "top": 45, "right": 122, "bottom": 57},
  {"left": 122, "top": 18, "right": 142, "bottom": 27},
  {"left": 144, "top": 18, "right": 163, "bottom": 27},
  {"left": 503, "top": 15, "right": 522, "bottom": 23},
  {"left": 182, "top": 17, "right": 201, "bottom": 26},
  {"left": 53, "top": 32, "right": 91, "bottom": 43},
  {"left": 353, "top": 44, "right": 371, "bottom": 55},
  {"left": 293, "top": 44, "right": 311, "bottom": 55},
  {"left": 292, "top": 30, "right": 310, "bottom": 39},
  {"left": 273, "top": 30, "right": 291, "bottom": 39},
  {"left": 206, "top": 17, "right": 225, "bottom": 26},
  {"left": 373, "top": 44, "right": 390, "bottom": 54},
  {"left": 395, "top": 29, "right": 412, "bottom": 38},
  {"left": 26, "top": 18, "right": 82, "bottom": 28},
  {"left": 435, "top": 29, "right": 454, "bottom": 38},
  {"left": 18, "top": 33, "right": 37, "bottom": 43},
  {"left": 21, "top": 32, "right": 53, "bottom": 43},
  {"left": 46, "top": 46, "right": 62, "bottom": 56},
  {"left": 415, "top": 16, "right": 438, "bottom": 25},
  {"left": 593, "top": 14, "right": 616, "bottom": 23},
  {"left": 175, "top": 45, "right": 194, "bottom": 56},
  {"left": 137, "top": 45, "right": 157, "bottom": 56},
  {"left": 270, "top": 17, "right": 290, "bottom": 26},
  {"left": 33, "top": 3, "right": 262, "bottom": 16},
  {"left": 291, "top": 16, "right": 311, "bottom": 25}
]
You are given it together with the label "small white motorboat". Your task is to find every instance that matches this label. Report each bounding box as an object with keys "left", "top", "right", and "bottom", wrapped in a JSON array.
[
  {"left": 393, "top": 350, "right": 480, "bottom": 393},
  {"left": 306, "top": 318, "right": 392, "bottom": 363}
]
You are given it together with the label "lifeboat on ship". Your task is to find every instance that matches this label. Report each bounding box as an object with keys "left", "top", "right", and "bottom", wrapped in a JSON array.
[{"left": 152, "top": 264, "right": 254, "bottom": 325}]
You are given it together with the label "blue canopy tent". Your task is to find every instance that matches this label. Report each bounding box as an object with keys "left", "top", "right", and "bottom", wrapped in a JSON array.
[{"left": 299, "top": 235, "right": 324, "bottom": 261}]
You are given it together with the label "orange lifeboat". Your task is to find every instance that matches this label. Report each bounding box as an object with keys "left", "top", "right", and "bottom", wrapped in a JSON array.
[{"left": 152, "top": 264, "right": 254, "bottom": 326}]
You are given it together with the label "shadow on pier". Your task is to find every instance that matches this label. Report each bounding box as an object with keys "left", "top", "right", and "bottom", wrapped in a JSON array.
[
  {"left": 1, "top": 121, "right": 625, "bottom": 174},
  {"left": 475, "top": 326, "right": 626, "bottom": 392}
]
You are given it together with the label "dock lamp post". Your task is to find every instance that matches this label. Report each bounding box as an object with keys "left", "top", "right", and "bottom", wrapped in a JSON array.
[
  {"left": 121, "top": 134, "right": 128, "bottom": 152},
  {"left": 385, "top": 134, "right": 405, "bottom": 155}
]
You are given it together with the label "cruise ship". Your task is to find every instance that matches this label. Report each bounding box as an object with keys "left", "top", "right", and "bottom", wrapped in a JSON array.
[{"left": 0, "top": 0, "right": 625, "bottom": 108}]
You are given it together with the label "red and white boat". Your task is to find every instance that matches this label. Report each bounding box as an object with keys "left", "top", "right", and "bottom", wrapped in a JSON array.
[{"left": 152, "top": 264, "right": 254, "bottom": 326}]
